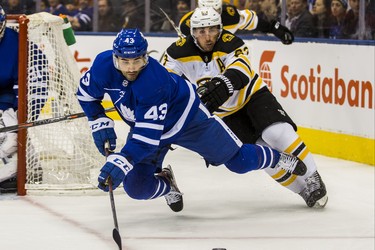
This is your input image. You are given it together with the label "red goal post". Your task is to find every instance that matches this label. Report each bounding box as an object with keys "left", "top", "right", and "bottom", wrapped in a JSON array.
[
  {"left": 6, "top": 14, "right": 29, "bottom": 195},
  {"left": 5, "top": 13, "right": 104, "bottom": 195}
]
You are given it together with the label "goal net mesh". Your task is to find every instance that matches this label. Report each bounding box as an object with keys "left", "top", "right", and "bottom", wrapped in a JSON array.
[{"left": 7, "top": 12, "right": 104, "bottom": 193}]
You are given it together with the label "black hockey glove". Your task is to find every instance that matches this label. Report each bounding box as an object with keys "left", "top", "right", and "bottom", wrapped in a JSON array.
[
  {"left": 197, "top": 75, "right": 234, "bottom": 113},
  {"left": 270, "top": 20, "right": 294, "bottom": 45}
]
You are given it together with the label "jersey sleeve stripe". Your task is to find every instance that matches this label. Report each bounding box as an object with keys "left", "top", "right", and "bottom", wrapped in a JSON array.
[
  {"left": 241, "top": 10, "right": 257, "bottom": 30},
  {"left": 224, "top": 23, "right": 238, "bottom": 31},
  {"left": 177, "top": 55, "right": 203, "bottom": 62},
  {"left": 77, "top": 86, "right": 98, "bottom": 102},
  {"left": 132, "top": 134, "right": 160, "bottom": 146},
  {"left": 135, "top": 122, "right": 164, "bottom": 130},
  {"left": 226, "top": 57, "right": 253, "bottom": 77},
  {"left": 149, "top": 179, "right": 167, "bottom": 199}
]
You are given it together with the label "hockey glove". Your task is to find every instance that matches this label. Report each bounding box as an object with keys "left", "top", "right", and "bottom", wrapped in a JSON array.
[
  {"left": 0, "top": 108, "right": 18, "bottom": 159},
  {"left": 270, "top": 20, "right": 294, "bottom": 45},
  {"left": 88, "top": 116, "right": 117, "bottom": 156},
  {"left": 196, "top": 75, "right": 234, "bottom": 113},
  {"left": 98, "top": 153, "right": 133, "bottom": 192}
]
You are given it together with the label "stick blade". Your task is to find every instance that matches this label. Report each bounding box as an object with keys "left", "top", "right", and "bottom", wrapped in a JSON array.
[{"left": 113, "top": 228, "right": 122, "bottom": 249}]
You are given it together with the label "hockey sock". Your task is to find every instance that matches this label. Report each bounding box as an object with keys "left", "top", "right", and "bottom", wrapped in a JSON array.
[{"left": 225, "top": 144, "right": 280, "bottom": 174}]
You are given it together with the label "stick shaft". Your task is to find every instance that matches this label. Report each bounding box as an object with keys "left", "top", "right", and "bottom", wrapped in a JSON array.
[
  {"left": 0, "top": 107, "right": 116, "bottom": 133},
  {"left": 159, "top": 7, "right": 185, "bottom": 38},
  {"left": 105, "top": 142, "right": 122, "bottom": 249},
  {"left": 109, "top": 180, "right": 120, "bottom": 229}
]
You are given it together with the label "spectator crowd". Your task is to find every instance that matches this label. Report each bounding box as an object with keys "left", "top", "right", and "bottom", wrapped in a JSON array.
[{"left": 0, "top": 0, "right": 374, "bottom": 39}]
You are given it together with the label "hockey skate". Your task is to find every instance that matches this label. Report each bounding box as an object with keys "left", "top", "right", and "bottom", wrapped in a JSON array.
[
  {"left": 274, "top": 153, "right": 307, "bottom": 176},
  {"left": 158, "top": 165, "right": 183, "bottom": 212},
  {"left": 0, "top": 177, "right": 17, "bottom": 193},
  {"left": 299, "top": 171, "right": 328, "bottom": 208}
]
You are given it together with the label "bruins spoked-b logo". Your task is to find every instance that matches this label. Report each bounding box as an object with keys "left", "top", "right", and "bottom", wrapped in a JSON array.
[
  {"left": 176, "top": 37, "right": 186, "bottom": 46},
  {"left": 222, "top": 33, "right": 234, "bottom": 42},
  {"left": 226, "top": 6, "right": 236, "bottom": 16}
]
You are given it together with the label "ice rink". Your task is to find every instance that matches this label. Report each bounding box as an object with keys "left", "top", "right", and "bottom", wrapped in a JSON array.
[{"left": 1, "top": 145, "right": 374, "bottom": 250}]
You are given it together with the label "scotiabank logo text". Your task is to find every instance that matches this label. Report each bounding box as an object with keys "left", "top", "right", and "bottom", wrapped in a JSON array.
[{"left": 280, "top": 64, "right": 373, "bottom": 109}]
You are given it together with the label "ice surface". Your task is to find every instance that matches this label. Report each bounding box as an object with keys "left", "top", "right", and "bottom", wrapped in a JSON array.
[{"left": 1, "top": 122, "right": 373, "bottom": 250}]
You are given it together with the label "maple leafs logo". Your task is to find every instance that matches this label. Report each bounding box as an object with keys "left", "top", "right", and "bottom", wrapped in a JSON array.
[{"left": 119, "top": 104, "right": 135, "bottom": 122}]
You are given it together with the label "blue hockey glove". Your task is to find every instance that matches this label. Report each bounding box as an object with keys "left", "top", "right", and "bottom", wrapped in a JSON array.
[
  {"left": 270, "top": 20, "right": 294, "bottom": 45},
  {"left": 98, "top": 153, "right": 134, "bottom": 192},
  {"left": 88, "top": 116, "right": 117, "bottom": 156},
  {"left": 197, "top": 75, "right": 234, "bottom": 113}
]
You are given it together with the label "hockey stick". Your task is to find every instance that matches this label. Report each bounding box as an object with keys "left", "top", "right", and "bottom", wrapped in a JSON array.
[
  {"left": 159, "top": 7, "right": 186, "bottom": 38},
  {"left": 108, "top": 178, "right": 122, "bottom": 249},
  {"left": 105, "top": 142, "right": 122, "bottom": 250},
  {"left": 0, "top": 107, "right": 117, "bottom": 133}
]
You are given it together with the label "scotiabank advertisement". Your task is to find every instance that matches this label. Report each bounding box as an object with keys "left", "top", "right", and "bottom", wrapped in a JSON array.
[
  {"left": 71, "top": 35, "right": 375, "bottom": 142},
  {"left": 246, "top": 41, "right": 374, "bottom": 139}
]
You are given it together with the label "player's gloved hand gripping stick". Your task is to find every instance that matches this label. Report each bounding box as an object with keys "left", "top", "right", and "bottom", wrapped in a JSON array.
[{"left": 197, "top": 75, "right": 234, "bottom": 113}]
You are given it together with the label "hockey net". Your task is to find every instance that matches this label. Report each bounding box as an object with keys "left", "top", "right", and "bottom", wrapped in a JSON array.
[{"left": 6, "top": 12, "right": 104, "bottom": 195}]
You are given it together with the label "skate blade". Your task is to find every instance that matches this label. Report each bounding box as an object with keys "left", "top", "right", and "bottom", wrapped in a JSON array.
[{"left": 312, "top": 195, "right": 328, "bottom": 208}]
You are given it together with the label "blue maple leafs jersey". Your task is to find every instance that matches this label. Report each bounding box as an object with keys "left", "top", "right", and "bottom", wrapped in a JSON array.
[
  {"left": 0, "top": 27, "right": 48, "bottom": 118},
  {"left": 0, "top": 28, "right": 18, "bottom": 110},
  {"left": 77, "top": 51, "right": 201, "bottom": 164}
]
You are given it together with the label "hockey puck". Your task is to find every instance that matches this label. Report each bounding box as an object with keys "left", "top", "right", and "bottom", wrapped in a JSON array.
[{"left": 212, "top": 248, "right": 227, "bottom": 250}]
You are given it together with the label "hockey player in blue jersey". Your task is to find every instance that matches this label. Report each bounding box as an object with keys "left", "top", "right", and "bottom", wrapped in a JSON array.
[
  {"left": 76, "top": 28, "right": 307, "bottom": 212},
  {"left": 0, "top": 6, "right": 19, "bottom": 192},
  {"left": 0, "top": 6, "right": 48, "bottom": 193}
]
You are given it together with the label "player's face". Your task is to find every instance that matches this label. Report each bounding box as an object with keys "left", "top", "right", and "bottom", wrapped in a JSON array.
[
  {"left": 193, "top": 26, "right": 221, "bottom": 52},
  {"left": 117, "top": 56, "right": 146, "bottom": 81}
]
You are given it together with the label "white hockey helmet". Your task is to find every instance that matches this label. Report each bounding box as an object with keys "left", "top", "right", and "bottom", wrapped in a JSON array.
[
  {"left": 198, "top": 0, "right": 223, "bottom": 14},
  {"left": 190, "top": 7, "right": 222, "bottom": 32},
  {"left": 190, "top": 7, "right": 222, "bottom": 51}
]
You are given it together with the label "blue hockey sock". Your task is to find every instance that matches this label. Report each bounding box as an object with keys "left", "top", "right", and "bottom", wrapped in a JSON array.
[
  {"left": 254, "top": 145, "right": 280, "bottom": 169},
  {"left": 225, "top": 144, "right": 280, "bottom": 174}
]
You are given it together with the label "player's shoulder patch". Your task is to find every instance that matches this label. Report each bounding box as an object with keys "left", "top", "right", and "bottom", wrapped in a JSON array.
[
  {"left": 221, "top": 33, "right": 236, "bottom": 43},
  {"left": 216, "top": 30, "right": 244, "bottom": 53},
  {"left": 175, "top": 37, "right": 187, "bottom": 47},
  {"left": 166, "top": 37, "right": 198, "bottom": 59}
]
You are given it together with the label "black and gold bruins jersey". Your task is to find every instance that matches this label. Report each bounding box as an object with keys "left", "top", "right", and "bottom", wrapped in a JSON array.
[
  {"left": 178, "top": 4, "right": 258, "bottom": 37},
  {"left": 161, "top": 30, "right": 266, "bottom": 118}
]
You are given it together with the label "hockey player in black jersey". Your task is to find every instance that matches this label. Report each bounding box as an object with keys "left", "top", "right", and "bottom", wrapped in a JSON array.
[
  {"left": 178, "top": 0, "right": 294, "bottom": 44},
  {"left": 163, "top": 7, "right": 328, "bottom": 208}
]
